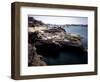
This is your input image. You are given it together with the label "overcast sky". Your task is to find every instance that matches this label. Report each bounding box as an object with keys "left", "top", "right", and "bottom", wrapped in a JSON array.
[{"left": 29, "top": 15, "right": 88, "bottom": 25}]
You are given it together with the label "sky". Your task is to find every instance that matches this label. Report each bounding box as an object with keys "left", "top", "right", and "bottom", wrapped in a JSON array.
[{"left": 29, "top": 15, "right": 88, "bottom": 25}]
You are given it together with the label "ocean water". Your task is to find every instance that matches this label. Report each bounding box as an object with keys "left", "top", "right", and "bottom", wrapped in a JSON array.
[
  {"left": 44, "top": 26, "right": 88, "bottom": 65},
  {"left": 64, "top": 26, "right": 88, "bottom": 48}
]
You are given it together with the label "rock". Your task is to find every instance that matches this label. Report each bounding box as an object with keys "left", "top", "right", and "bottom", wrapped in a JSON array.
[
  {"left": 32, "top": 54, "right": 47, "bottom": 66},
  {"left": 28, "top": 43, "right": 47, "bottom": 66},
  {"left": 28, "top": 17, "right": 45, "bottom": 27},
  {"left": 28, "top": 43, "right": 34, "bottom": 66},
  {"left": 35, "top": 39, "right": 87, "bottom": 58}
]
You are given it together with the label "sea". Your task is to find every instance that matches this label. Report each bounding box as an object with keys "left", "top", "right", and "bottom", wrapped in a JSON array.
[{"left": 64, "top": 25, "right": 88, "bottom": 49}]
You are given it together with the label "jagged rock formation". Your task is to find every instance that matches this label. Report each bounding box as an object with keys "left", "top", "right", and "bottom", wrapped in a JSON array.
[
  {"left": 28, "top": 17, "right": 44, "bottom": 27},
  {"left": 28, "top": 43, "right": 47, "bottom": 66}
]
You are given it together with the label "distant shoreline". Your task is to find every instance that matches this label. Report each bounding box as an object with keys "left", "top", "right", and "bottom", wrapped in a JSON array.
[{"left": 46, "top": 24, "right": 88, "bottom": 28}]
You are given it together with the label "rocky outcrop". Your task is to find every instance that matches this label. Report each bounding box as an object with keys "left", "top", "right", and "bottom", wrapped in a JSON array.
[
  {"left": 28, "top": 17, "right": 45, "bottom": 27},
  {"left": 28, "top": 43, "right": 47, "bottom": 66}
]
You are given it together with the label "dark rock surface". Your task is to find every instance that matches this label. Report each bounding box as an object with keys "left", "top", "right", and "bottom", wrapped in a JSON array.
[
  {"left": 35, "top": 39, "right": 87, "bottom": 58},
  {"left": 28, "top": 43, "right": 47, "bottom": 66},
  {"left": 28, "top": 17, "right": 44, "bottom": 27}
]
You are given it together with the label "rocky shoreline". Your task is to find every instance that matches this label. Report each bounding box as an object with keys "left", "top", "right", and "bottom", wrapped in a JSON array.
[{"left": 28, "top": 17, "right": 87, "bottom": 66}]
